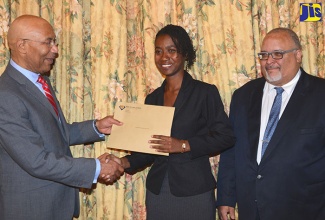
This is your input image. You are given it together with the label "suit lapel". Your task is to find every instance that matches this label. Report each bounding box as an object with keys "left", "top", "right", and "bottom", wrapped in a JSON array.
[
  {"left": 156, "top": 72, "right": 195, "bottom": 116},
  {"left": 173, "top": 72, "right": 195, "bottom": 116},
  {"left": 42, "top": 77, "right": 70, "bottom": 143},
  {"left": 33, "top": 76, "right": 69, "bottom": 143},
  {"left": 8, "top": 65, "right": 59, "bottom": 120},
  {"left": 8, "top": 65, "right": 67, "bottom": 142},
  {"left": 247, "top": 79, "right": 265, "bottom": 167},
  {"left": 26, "top": 79, "right": 59, "bottom": 120},
  {"left": 259, "top": 70, "right": 309, "bottom": 166}
]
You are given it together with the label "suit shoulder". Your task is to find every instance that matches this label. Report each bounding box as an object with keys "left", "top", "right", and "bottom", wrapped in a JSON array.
[
  {"left": 193, "top": 79, "right": 218, "bottom": 91},
  {"left": 308, "top": 74, "right": 325, "bottom": 86},
  {"left": 234, "top": 77, "right": 264, "bottom": 94},
  {"left": 145, "top": 85, "right": 163, "bottom": 103},
  {"left": 0, "top": 71, "right": 17, "bottom": 92},
  {"left": 146, "top": 86, "right": 161, "bottom": 97}
]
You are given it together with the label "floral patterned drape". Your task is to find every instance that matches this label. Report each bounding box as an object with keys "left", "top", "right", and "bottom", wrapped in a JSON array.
[{"left": 0, "top": 0, "right": 323, "bottom": 219}]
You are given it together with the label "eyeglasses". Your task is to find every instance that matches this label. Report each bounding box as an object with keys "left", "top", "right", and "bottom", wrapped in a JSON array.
[
  {"left": 22, "top": 38, "right": 58, "bottom": 47},
  {"left": 257, "top": 48, "right": 298, "bottom": 60}
]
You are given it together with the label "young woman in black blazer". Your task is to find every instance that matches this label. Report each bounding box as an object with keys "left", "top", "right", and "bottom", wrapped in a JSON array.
[{"left": 119, "top": 24, "right": 235, "bottom": 220}]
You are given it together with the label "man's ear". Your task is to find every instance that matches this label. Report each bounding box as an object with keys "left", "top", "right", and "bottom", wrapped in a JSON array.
[
  {"left": 295, "top": 49, "right": 303, "bottom": 63},
  {"left": 16, "top": 39, "right": 27, "bottom": 54}
]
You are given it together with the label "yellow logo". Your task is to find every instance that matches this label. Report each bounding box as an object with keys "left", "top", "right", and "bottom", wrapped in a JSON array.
[{"left": 300, "top": 3, "right": 322, "bottom": 22}]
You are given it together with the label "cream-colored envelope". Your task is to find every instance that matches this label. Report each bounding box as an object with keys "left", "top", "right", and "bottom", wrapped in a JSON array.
[{"left": 107, "top": 102, "right": 175, "bottom": 156}]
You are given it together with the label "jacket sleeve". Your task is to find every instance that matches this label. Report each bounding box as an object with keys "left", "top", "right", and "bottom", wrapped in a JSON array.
[
  {"left": 188, "top": 85, "right": 236, "bottom": 159},
  {"left": 0, "top": 91, "right": 96, "bottom": 189},
  {"left": 216, "top": 90, "right": 238, "bottom": 207}
]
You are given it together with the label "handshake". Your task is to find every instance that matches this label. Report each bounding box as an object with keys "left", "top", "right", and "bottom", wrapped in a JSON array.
[{"left": 97, "top": 153, "right": 125, "bottom": 185}]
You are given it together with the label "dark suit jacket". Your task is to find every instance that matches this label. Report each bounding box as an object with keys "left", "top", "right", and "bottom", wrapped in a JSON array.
[
  {"left": 125, "top": 71, "right": 235, "bottom": 196},
  {"left": 216, "top": 69, "right": 325, "bottom": 220},
  {"left": 0, "top": 64, "right": 104, "bottom": 220}
]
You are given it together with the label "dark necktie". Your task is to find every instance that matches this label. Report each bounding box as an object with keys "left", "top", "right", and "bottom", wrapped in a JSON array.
[
  {"left": 37, "top": 75, "right": 59, "bottom": 116},
  {"left": 261, "top": 87, "right": 284, "bottom": 157}
]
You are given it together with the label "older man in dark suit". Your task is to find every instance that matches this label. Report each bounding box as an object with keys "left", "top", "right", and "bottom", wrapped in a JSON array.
[
  {"left": 0, "top": 15, "right": 124, "bottom": 220},
  {"left": 216, "top": 28, "right": 325, "bottom": 220}
]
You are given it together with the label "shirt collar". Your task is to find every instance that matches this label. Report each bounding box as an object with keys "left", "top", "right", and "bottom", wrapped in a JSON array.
[
  {"left": 264, "top": 69, "right": 301, "bottom": 95},
  {"left": 10, "top": 59, "right": 40, "bottom": 83}
]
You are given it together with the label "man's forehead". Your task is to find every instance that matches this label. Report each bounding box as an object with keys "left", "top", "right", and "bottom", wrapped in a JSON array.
[{"left": 262, "top": 33, "right": 291, "bottom": 48}]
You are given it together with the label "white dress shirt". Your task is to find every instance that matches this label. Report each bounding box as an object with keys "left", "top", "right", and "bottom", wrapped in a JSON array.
[{"left": 257, "top": 69, "right": 301, "bottom": 164}]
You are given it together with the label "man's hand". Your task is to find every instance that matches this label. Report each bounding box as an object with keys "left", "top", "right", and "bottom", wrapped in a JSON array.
[
  {"left": 97, "top": 153, "right": 124, "bottom": 184},
  {"left": 96, "top": 116, "right": 123, "bottom": 135},
  {"left": 217, "top": 206, "right": 236, "bottom": 220}
]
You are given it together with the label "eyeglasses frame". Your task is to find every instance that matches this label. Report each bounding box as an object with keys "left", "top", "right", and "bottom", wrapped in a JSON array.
[
  {"left": 22, "top": 38, "right": 58, "bottom": 47},
  {"left": 257, "top": 48, "right": 298, "bottom": 60}
]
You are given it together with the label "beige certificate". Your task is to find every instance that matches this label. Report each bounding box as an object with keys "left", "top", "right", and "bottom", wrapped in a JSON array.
[{"left": 107, "top": 102, "right": 175, "bottom": 156}]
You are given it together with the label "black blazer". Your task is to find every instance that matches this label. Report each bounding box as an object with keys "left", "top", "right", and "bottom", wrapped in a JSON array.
[
  {"left": 125, "top": 71, "right": 235, "bottom": 196},
  {"left": 217, "top": 69, "right": 325, "bottom": 220}
]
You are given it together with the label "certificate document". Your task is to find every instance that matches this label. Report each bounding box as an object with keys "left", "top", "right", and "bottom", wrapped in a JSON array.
[{"left": 107, "top": 102, "right": 175, "bottom": 155}]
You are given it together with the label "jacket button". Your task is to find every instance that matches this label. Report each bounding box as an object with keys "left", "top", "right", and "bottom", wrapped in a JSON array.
[{"left": 257, "top": 175, "right": 262, "bottom": 179}]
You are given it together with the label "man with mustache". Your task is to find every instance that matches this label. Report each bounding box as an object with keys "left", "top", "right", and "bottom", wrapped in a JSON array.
[
  {"left": 0, "top": 15, "right": 124, "bottom": 220},
  {"left": 216, "top": 28, "right": 325, "bottom": 220}
]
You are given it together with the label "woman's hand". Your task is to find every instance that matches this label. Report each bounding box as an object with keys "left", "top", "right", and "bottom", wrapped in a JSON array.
[{"left": 149, "top": 135, "right": 189, "bottom": 153}]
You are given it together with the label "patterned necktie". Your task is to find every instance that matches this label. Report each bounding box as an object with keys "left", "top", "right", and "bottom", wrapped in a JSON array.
[
  {"left": 261, "top": 87, "right": 284, "bottom": 157},
  {"left": 37, "top": 75, "right": 59, "bottom": 116}
]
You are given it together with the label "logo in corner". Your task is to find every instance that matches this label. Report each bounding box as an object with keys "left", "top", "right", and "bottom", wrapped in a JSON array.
[{"left": 300, "top": 3, "right": 322, "bottom": 22}]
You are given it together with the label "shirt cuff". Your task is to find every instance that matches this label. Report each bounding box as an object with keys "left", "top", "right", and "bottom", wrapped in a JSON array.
[
  {"left": 93, "top": 158, "right": 101, "bottom": 183},
  {"left": 93, "top": 119, "right": 105, "bottom": 138}
]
